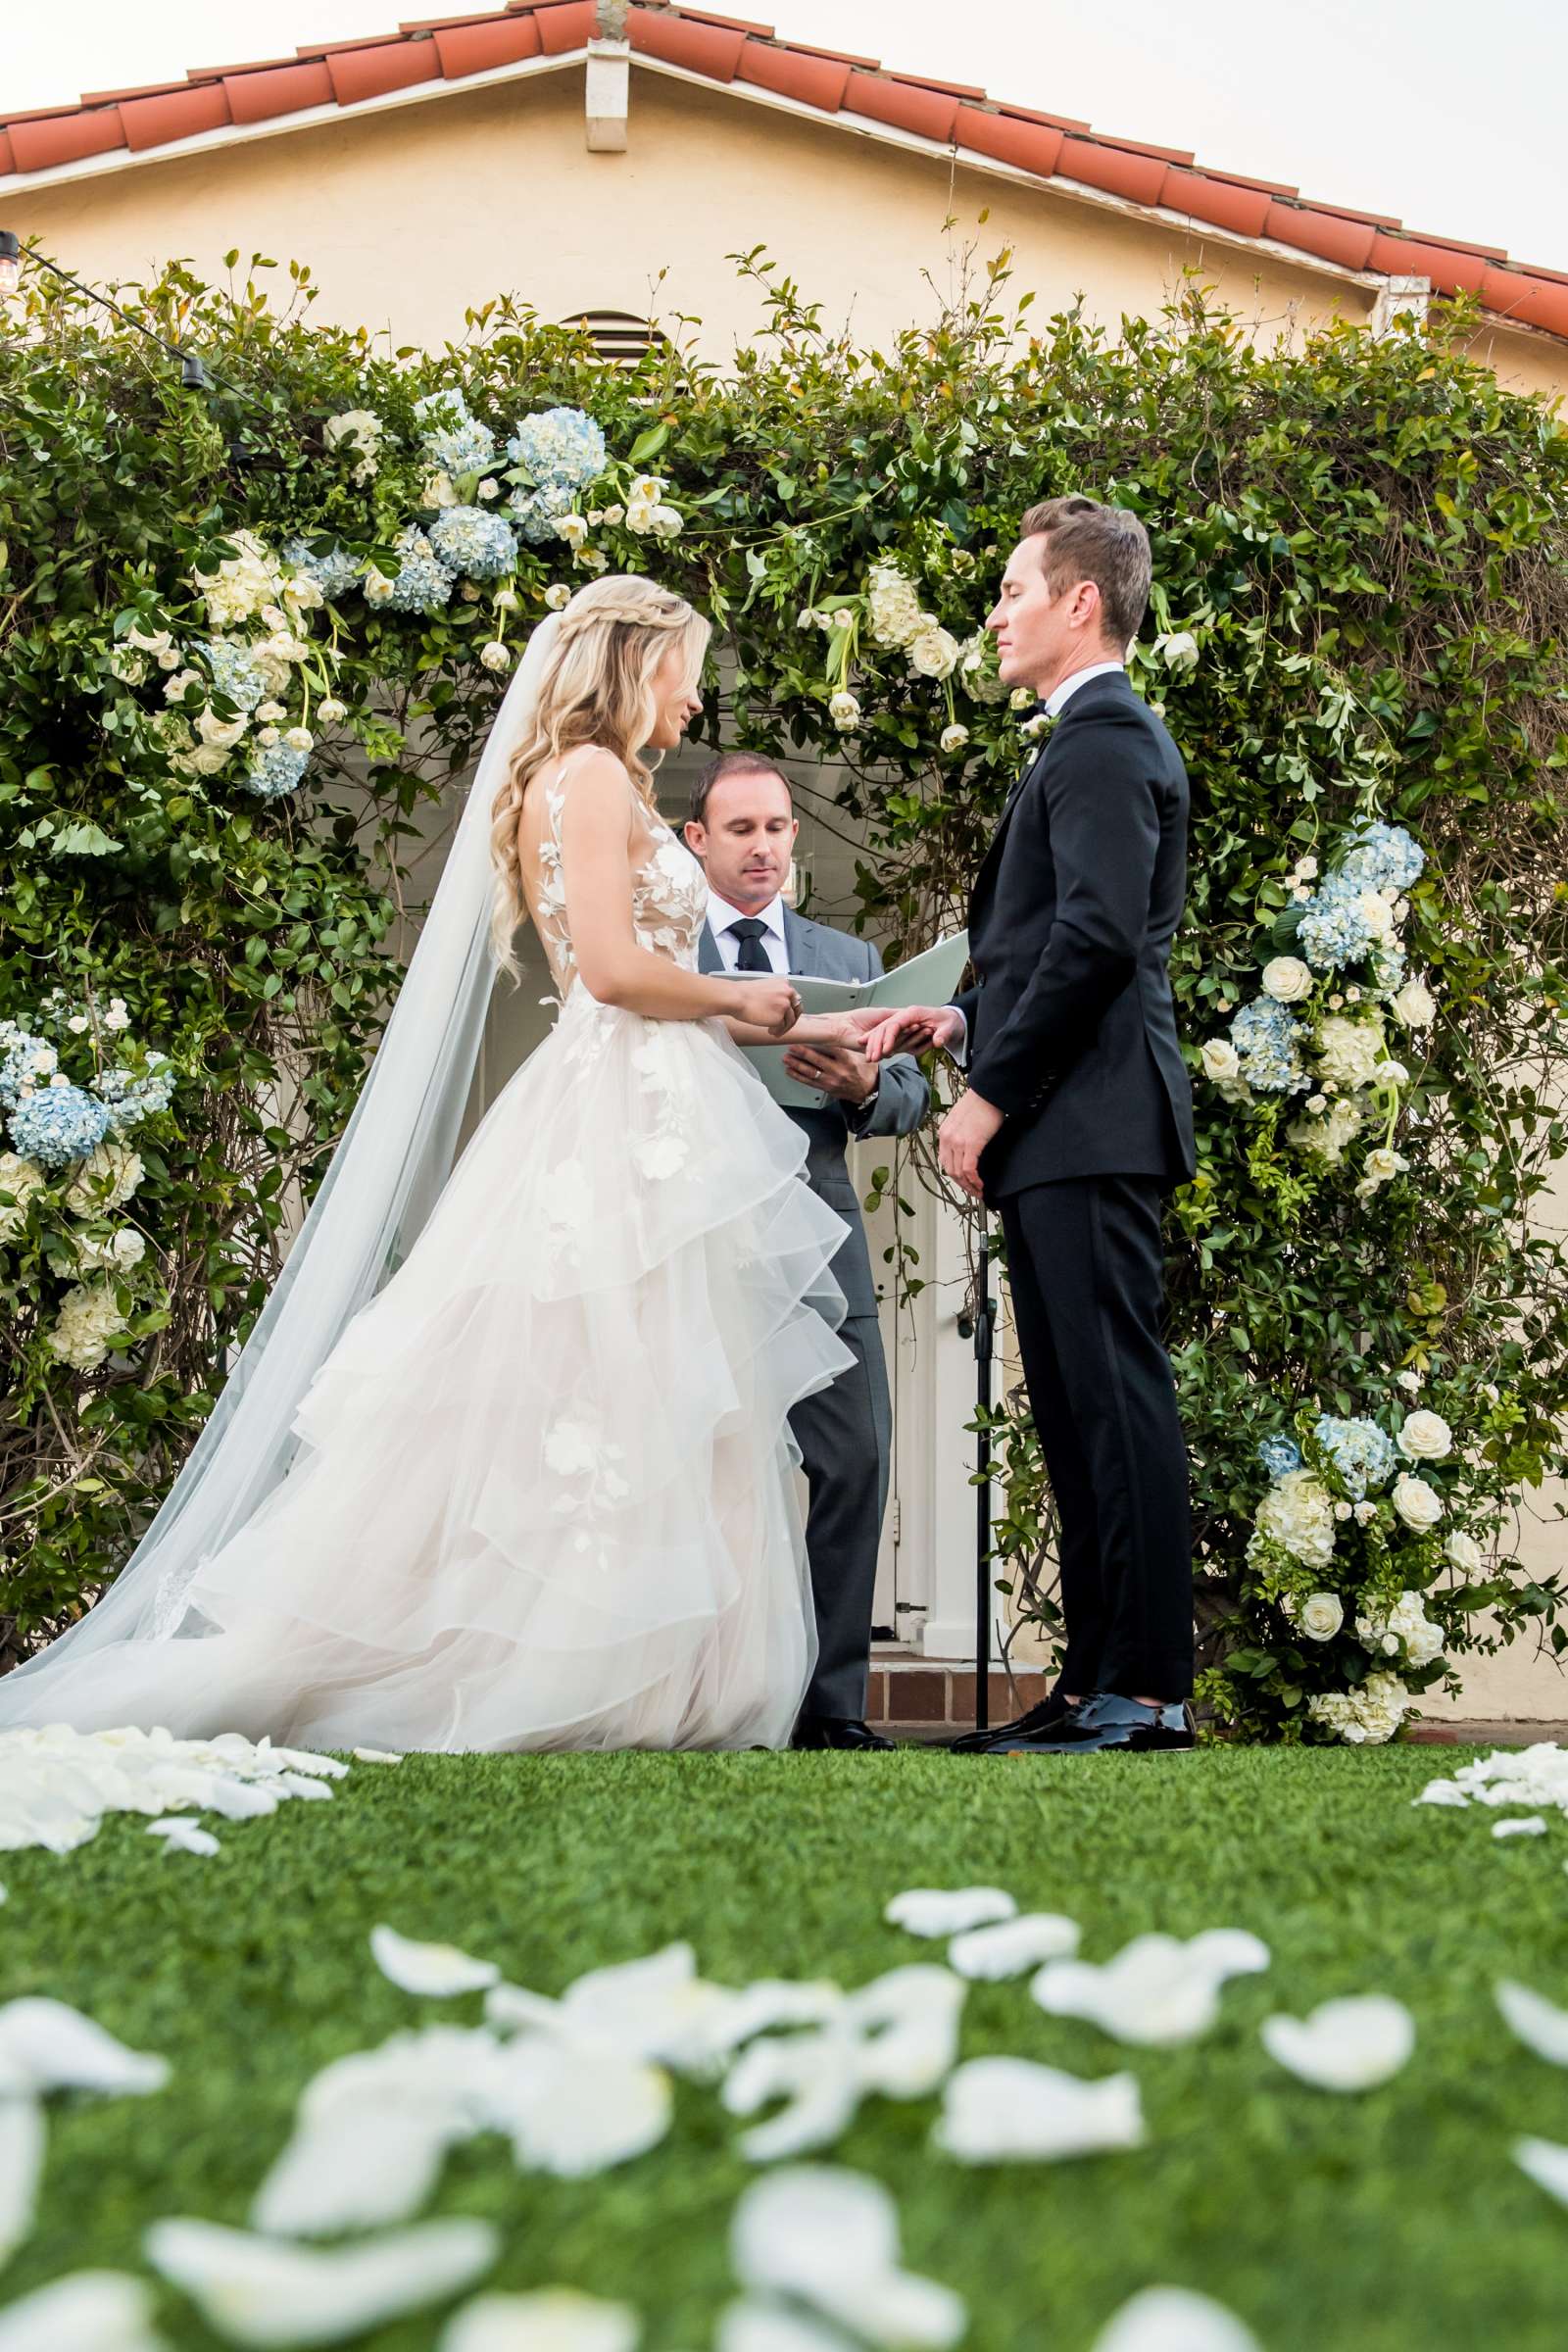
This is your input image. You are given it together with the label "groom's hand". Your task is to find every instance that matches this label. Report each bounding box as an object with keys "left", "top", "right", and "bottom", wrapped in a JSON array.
[
  {"left": 847, "top": 1005, "right": 965, "bottom": 1063},
  {"left": 938, "top": 1088, "right": 1004, "bottom": 1201}
]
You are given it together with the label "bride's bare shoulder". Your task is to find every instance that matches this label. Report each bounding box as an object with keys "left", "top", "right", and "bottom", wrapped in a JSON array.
[{"left": 516, "top": 744, "right": 633, "bottom": 844}]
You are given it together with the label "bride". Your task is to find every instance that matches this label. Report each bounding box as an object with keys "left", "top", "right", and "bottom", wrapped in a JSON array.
[{"left": 0, "top": 575, "right": 867, "bottom": 1752}]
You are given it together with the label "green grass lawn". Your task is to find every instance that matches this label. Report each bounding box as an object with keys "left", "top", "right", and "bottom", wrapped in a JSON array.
[{"left": 6, "top": 1742, "right": 1568, "bottom": 2349}]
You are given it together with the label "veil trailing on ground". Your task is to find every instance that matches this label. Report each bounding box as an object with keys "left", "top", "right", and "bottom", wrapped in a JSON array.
[{"left": 0, "top": 614, "right": 564, "bottom": 1716}]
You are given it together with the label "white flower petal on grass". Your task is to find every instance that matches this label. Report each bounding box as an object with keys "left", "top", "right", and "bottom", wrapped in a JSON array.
[
  {"left": 369, "top": 1926, "right": 500, "bottom": 1998},
  {"left": 0, "top": 2098, "right": 45, "bottom": 2267},
  {"left": 0, "top": 2270, "right": 168, "bottom": 2351},
  {"left": 1514, "top": 2134, "right": 1568, "bottom": 2211},
  {"left": 933, "top": 2058, "right": 1145, "bottom": 2164},
  {"left": 0, "top": 1999, "right": 169, "bottom": 2098},
  {"left": 1091, "top": 2285, "right": 1261, "bottom": 2352},
  {"left": 1494, "top": 1816, "right": 1546, "bottom": 1839},
  {"left": 732, "top": 2168, "right": 965, "bottom": 2351},
  {"left": 1260, "top": 1995, "right": 1414, "bottom": 2090},
  {"left": 481, "top": 2037, "right": 672, "bottom": 2176},
  {"left": 1033, "top": 1934, "right": 1250, "bottom": 2047},
  {"left": 252, "top": 2103, "right": 455, "bottom": 2237},
  {"left": 146, "top": 1818, "right": 220, "bottom": 1857},
  {"left": 725, "top": 2029, "right": 862, "bottom": 2164},
  {"left": 843, "top": 1968, "right": 965, "bottom": 2098},
  {"left": 351, "top": 1749, "right": 403, "bottom": 1766},
  {"left": 1495, "top": 1981, "right": 1568, "bottom": 2066},
  {"left": 947, "top": 1914, "right": 1080, "bottom": 1981},
  {"left": 884, "top": 1888, "right": 1015, "bottom": 1940},
  {"left": 716, "top": 2304, "right": 856, "bottom": 2352},
  {"left": 145, "top": 2216, "right": 499, "bottom": 2348},
  {"left": 689, "top": 1981, "right": 846, "bottom": 2073},
  {"left": 555, "top": 1943, "right": 739, "bottom": 2072},
  {"left": 1413, "top": 1781, "right": 1470, "bottom": 1809},
  {"left": 439, "top": 2289, "right": 641, "bottom": 2352}
]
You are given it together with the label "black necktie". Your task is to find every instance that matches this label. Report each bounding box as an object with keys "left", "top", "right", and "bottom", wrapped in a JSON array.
[{"left": 729, "top": 918, "right": 771, "bottom": 973}]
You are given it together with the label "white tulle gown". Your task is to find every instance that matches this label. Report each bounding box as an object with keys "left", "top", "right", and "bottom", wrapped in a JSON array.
[{"left": 17, "top": 768, "right": 854, "bottom": 1751}]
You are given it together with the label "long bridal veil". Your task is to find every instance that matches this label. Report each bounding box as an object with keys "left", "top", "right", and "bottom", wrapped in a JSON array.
[{"left": 0, "top": 612, "right": 564, "bottom": 1719}]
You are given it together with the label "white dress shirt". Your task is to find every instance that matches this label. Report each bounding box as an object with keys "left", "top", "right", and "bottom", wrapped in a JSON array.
[
  {"left": 952, "top": 662, "right": 1127, "bottom": 1067},
  {"left": 707, "top": 889, "right": 789, "bottom": 975}
]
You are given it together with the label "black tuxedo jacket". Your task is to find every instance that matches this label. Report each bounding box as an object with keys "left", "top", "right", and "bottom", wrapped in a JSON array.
[{"left": 956, "top": 668, "right": 1196, "bottom": 1199}]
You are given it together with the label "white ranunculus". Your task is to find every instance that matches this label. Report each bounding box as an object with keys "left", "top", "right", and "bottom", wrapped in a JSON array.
[
  {"left": 828, "top": 690, "right": 862, "bottom": 732},
  {"left": 544, "top": 584, "right": 572, "bottom": 612},
  {"left": 1392, "top": 1473, "right": 1444, "bottom": 1531},
  {"left": 1397, "top": 1409, "right": 1451, "bottom": 1461},
  {"left": 316, "top": 697, "right": 347, "bottom": 725},
  {"left": 283, "top": 726, "right": 314, "bottom": 755},
  {"left": 1261, "top": 956, "right": 1313, "bottom": 1004},
  {"left": 1446, "top": 1530, "right": 1484, "bottom": 1574},
  {"left": 939, "top": 724, "right": 969, "bottom": 754},
  {"left": 479, "top": 643, "right": 512, "bottom": 673},
  {"left": 1298, "top": 1592, "right": 1344, "bottom": 1642},
  {"left": 1354, "top": 1146, "right": 1407, "bottom": 1199},
  {"left": 908, "top": 626, "right": 960, "bottom": 681},
  {"left": 1200, "top": 1039, "right": 1241, "bottom": 1084},
  {"left": 1392, "top": 976, "right": 1437, "bottom": 1029}
]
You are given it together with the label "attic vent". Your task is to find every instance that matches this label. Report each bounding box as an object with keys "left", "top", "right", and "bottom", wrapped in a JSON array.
[{"left": 559, "top": 310, "right": 667, "bottom": 368}]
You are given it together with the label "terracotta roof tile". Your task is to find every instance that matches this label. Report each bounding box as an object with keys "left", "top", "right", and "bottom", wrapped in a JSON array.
[{"left": 0, "top": 0, "right": 1562, "bottom": 345}]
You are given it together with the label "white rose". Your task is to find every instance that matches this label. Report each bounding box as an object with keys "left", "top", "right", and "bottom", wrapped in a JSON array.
[
  {"left": 1353, "top": 1500, "right": 1378, "bottom": 1525},
  {"left": 1397, "top": 1409, "right": 1452, "bottom": 1461},
  {"left": 420, "top": 470, "right": 458, "bottom": 509},
  {"left": 316, "top": 697, "right": 347, "bottom": 725},
  {"left": 1446, "top": 1531, "right": 1484, "bottom": 1574},
  {"left": 1262, "top": 956, "right": 1313, "bottom": 1004},
  {"left": 478, "top": 478, "right": 500, "bottom": 502},
  {"left": 1392, "top": 977, "right": 1436, "bottom": 1029},
  {"left": 1396, "top": 1369, "right": 1422, "bottom": 1393},
  {"left": 544, "top": 584, "right": 572, "bottom": 612},
  {"left": 283, "top": 727, "right": 314, "bottom": 755},
  {"left": 67, "top": 1014, "right": 90, "bottom": 1034},
  {"left": 1290, "top": 855, "right": 1320, "bottom": 883},
  {"left": 1298, "top": 1592, "right": 1344, "bottom": 1642},
  {"left": 829, "top": 690, "right": 862, "bottom": 731},
  {"left": 256, "top": 726, "right": 279, "bottom": 749},
  {"left": 479, "top": 642, "right": 512, "bottom": 673},
  {"left": 1392, "top": 1473, "right": 1444, "bottom": 1532},
  {"left": 1200, "top": 1039, "right": 1242, "bottom": 1085},
  {"left": 940, "top": 724, "right": 970, "bottom": 754},
  {"left": 908, "top": 626, "right": 960, "bottom": 681},
  {"left": 195, "top": 707, "right": 247, "bottom": 752},
  {"left": 255, "top": 701, "right": 287, "bottom": 723}
]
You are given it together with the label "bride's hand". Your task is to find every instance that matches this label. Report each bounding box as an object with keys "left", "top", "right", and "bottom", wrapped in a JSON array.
[{"left": 732, "top": 977, "right": 805, "bottom": 1037}]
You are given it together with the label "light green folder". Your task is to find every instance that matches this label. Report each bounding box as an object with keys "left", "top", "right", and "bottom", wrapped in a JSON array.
[{"left": 737, "top": 929, "right": 971, "bottom": 1109}]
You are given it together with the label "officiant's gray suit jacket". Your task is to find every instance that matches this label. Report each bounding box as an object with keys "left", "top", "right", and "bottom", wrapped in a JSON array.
[{"left": 698, "top": 908, "right": 929, "bottom": 1317}]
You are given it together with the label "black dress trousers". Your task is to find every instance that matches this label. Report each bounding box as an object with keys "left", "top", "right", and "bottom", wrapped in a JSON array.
[{"left": 1000, "top": 1175, "right": 1194, "bottom": 1700}]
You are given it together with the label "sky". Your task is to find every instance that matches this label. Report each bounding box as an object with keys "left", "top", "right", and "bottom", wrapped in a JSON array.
[{"left": 6, "top": 0, "right": 1567, "bottom": 269}]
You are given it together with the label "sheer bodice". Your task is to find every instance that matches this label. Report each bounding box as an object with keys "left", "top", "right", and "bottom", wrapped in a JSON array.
[{"left": 522, "top": 753, "right": 707, "bottom": 1002}]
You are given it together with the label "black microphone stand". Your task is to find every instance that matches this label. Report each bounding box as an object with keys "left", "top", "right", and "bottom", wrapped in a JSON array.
[{"left": 959, "top": 1226, "right": 999, "bottom": 1731}]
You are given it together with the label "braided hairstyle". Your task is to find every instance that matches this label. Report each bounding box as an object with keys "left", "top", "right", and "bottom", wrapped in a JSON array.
[{"left": 488, "top": 574, "right": 710, "bottom": 982}]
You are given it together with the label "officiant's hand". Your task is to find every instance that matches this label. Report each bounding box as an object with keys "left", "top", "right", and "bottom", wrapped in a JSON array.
[
  {"left": 938, "top": 1088, "right": 1004, "bottom": 1202},
  {"left": 781, "top": 1041, "right": 878, "bottom": 1104},
  {"left": 846, "top": 1004, "right": 965, "bottom": 1064}
]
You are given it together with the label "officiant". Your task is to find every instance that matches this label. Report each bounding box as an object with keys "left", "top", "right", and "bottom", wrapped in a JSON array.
[{"left": 685, "top": 753, "right": 930, "bottom": 1751}]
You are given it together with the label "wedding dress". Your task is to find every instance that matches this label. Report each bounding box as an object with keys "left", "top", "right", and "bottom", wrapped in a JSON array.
[{"left": 0, "top": 748, "right": 854, "bottom": 1751}]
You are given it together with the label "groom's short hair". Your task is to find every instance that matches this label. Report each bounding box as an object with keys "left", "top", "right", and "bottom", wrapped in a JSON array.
[
  {"left": 689, "top": 751, "right": 793, "bottom": 829},
  {"left": 1019, "top": 495, "right": 1152, "bottom": 647}
]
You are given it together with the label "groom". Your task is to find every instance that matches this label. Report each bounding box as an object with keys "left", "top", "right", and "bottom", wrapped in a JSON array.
[
  {"left": 685, "top": 752, "right": 930, "bottom": 1751},
  {"left": 861, "top": 495, "right": 1198, "bottom": 1756}
]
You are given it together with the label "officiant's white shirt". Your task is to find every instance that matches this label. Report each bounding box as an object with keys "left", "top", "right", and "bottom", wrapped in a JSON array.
[
  {"left": 707, "top": 889, "right": 789, "bottom": 975},
  {"left": 953, "top": 660, "right": 1126, "bottom": 1066}
]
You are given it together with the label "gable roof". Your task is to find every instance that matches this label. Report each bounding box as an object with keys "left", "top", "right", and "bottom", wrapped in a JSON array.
[{"left": 4, "top": 0, "right": 1566, "bottom": 344}]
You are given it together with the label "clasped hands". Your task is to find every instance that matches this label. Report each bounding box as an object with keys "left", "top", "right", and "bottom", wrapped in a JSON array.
[{"left": 837, "top": 1005, "right": 1004, "bottom": 1202}]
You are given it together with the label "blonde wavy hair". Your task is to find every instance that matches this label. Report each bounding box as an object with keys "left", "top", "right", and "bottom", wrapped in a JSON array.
[{"left": 488, "top": 574, "right": 710, "bottom": 981}]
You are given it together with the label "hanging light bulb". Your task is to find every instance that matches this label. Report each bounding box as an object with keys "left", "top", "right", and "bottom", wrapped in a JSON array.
[
  {"left": 0, "top": 232, "right": 21, "bottom": 298},
  {"left": 180, "top": 350, "right": 210, "bottom": 389}
]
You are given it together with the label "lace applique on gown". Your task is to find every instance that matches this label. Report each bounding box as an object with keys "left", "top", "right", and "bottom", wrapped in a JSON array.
[{"left": 10, "top": 753, "right": 852, "bottom": 1752}]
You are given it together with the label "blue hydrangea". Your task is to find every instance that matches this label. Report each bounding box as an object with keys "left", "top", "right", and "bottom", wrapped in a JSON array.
[
  {"left": 94, "top": 1056, "right": 177, "bottom": 1133},
  {"left": 203, "top": 639, "right": 268, "bottom": 712},
  {"left": 1230, "top": 997, "right": 1305, "bottom": 1093},
  {"left": 0, "top": 1025, "right": 57, "bottom": 1110},
  {"left": 283, "top": 537, "right": 361, "bottom": 602},
  {"left": 1337, "top": 822, "right": 1425, "bottom": 895},
  {"left": 1296, "top": 873, "right": 1383, "bottom": 972},
  {"left": 510, "top": 482, "right": 575, "bottom": 545},
  {"left": 415, "top": 391, "right": 499, "bottom": 478},
  {"left": 1258, "top": 1434, "right": 1302, "bottom": 1480},
  {"left": 1314, "top": 1413, "right": 1398, "bottom": 1498},
  {"left": 428, "top": 504, "right": 519, "bottom": 581},
  {"left": 382, "top": 525, "right": 457, "bottom": 614},
  {"left": 506, "top": 406, "right": 606, "bottom": 492},
  {"left": 10, "top": 1084, "right": 112, "bottom": 1170},
  {"left": 245, "top": 740, "right": 311, "bottom": 800}
]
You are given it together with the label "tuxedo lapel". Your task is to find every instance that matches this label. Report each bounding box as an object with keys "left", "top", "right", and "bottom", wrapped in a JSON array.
[
  {"left": 971, "top": 736, "right": 1052, "bottom": 914},
  {"left": 782, "top": 905, "right": 807, "bottom": 975}
]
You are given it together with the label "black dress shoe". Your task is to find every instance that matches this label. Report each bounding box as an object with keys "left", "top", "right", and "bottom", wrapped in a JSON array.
[
  {"left": 791, "top": 1715, "right": 895, "bottom": 1751},
  {"left": 949, "top": 1692, "right": 1068, "bottom": 1754},
  {"left": 1004, "top": 1692, "right": 1197, "bottom": 1754}
]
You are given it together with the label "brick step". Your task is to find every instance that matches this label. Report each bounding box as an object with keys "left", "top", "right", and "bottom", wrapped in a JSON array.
[{"left": 869, "top": 1658, "right": 1050, "bottom": 1734}]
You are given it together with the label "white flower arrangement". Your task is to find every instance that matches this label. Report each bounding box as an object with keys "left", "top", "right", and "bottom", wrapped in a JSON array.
[
  {"left": 1306, "top": 1672, "right": 1411, "bottom": 1745},
  {"left": 322, "top": 408, "right": 383, "bottom": 486}
]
